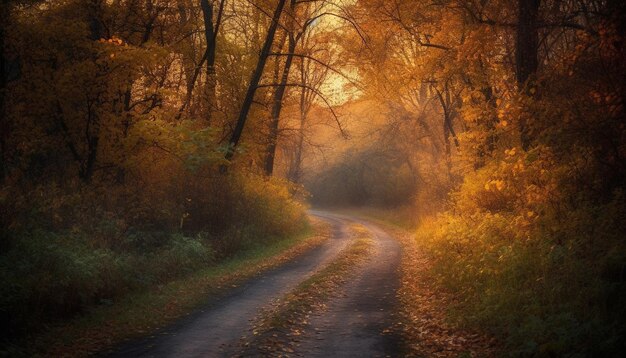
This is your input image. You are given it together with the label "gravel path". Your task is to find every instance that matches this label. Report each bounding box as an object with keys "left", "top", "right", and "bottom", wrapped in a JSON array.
[
  {"left": 104, "top": 212, "right": 402, "bottom": 357},
  {"left": 105, "top": 213, "right": 351, "bottom": 358},
  {"left": 295, "top": 213, "right": 402, "bottom": 357}
]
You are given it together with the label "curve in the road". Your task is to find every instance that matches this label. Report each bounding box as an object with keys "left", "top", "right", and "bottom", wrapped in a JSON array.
[
  {"left": 296, "top": 213, "right": 402, "bottom": 357},
  {"left": 105, "top": 214, "right": 351, "bottom": 358}
]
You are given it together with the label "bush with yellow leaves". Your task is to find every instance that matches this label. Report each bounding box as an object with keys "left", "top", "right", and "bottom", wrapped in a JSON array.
[{"left": 420, "top": 142, "right": 626, "bottom": 355}]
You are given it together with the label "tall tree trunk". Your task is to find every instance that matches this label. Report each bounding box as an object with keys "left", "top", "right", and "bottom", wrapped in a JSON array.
[
  {"left": 177, "top": 3, "right": 198, "bottom": 117},
  {"left": 88, "top": 0, "right": 105, "bottom": 41},
  {"left": 80, "top": 133, "right": 99, "bottom": 183},
  {"left": 224, "top": 0, "right": 287, "bottom": 165},
  {"left": 289, "top": 68, "right": 308, "bottom": 183},
  {"left": 200, "top": 0, "right": 222, "bottom": 123},
  {"left": 82, "top": 94, "right": 102, "bottom": 183},
  {"left": 79, "top": 0, "right": 105, "bottom": 183},
  {"left": 178, "top": 0, "right": 224, "bottom": 121},
  {"left": 290, "top": 123, "right": 305, "bottom": 183},
  {"left": 443, "top": 113, "right": 452, "bottom": 177},
  {"left": 434, "top": 87, "right": 459, "bottom": 179},
  {"left": 264, "top": 33, "right": 296, "bottom": 176},
  {"left": 435, "top": 88, "right": 459, "bottom": 150},
  {"left": 516, "top": 0, "right": 541, "bottom": 150}
]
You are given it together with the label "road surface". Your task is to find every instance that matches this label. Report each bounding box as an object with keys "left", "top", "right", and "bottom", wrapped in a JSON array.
[{"left": 105, "top": 212, "right": 401, "bottom": 357}]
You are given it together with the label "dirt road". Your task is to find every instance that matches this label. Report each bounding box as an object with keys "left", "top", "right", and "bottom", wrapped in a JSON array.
[
  {"left": 295, "top": 214, "right": 402, "bottom": 357},
  {"left": 105, "top": 212, "right": 402, "bottom": 357}
]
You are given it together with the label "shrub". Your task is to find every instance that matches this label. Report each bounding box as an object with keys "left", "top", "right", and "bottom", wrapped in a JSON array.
[
  {"left": 418, "top": 152, "right": 626, "bottom": 356},
  {"left": 0, "top": 166, "right": 307, "bottom": 343}
]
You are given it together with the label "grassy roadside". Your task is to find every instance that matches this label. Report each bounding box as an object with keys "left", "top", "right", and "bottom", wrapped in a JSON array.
[
  {"left": 240, "top": 224, "right": 373, "bottom": 356},
  {"left": 11, "top": 218, "right": 331, "bottom": 357},
  {"left": 395, "top": 225, "right": 499, "bottom": 357},
  {"left": 328, "top": 208, "right": 500, "bottom": 357}
]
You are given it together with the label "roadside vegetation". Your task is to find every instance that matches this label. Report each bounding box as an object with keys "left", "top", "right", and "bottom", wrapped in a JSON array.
[
  {"left": 395, "top": 227, "right": 499, "bottom": 357},
  {"left": 417, "top": 167, "right": 626, "bottom": 356},
  {"left": 1, "top": 167, "right": 307, "bottom": 350}
]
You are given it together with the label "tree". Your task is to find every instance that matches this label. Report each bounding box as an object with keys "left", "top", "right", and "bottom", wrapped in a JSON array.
[
  {"left": 264, "top": 0, "right": 298, "bottom": 176},
  {"left": 515, "top": 0, "right": 540, "bottom": 150},
  {"left": 177, "top": 0, "right": 226, "bottom": 122},
  {"left": 0, "top": 1, "right": 9, "bottom": 183},
  {"left": 287, "top": 32, "right": 332, "bottom": 183},
  {"left": 224, "top": 0, "right": 288, "bottom": 165}
]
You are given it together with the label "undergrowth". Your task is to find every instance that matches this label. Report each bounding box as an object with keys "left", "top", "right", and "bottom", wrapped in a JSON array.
[
  {"left": 416, "top": 152, "right": 626, "bottom": 356},
  {"left": 0, "top": 169, "right": 308, "bottom": 351},
  {"left": 5, "top": 218, "right": 327, "bottom": 357}
]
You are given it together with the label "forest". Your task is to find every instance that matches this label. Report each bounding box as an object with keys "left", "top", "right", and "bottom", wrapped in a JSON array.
[{"left": 1, "top": 0, "right": 624, "bottom": 356}]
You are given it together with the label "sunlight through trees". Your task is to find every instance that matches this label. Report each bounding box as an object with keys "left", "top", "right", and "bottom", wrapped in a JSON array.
[{"left": 1, "top": 0, "right": 624, "bottom": 355}]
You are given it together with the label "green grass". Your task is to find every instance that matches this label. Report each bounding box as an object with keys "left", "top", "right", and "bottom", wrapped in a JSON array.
[{"left": 9, "top": 222, "right": 329, "bottom": 357}]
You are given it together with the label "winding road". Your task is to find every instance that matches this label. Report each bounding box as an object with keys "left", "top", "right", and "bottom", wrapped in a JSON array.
[
  {"left": 105, "top": 211, "right": 402, "bottom": 357},
  {"left": 295, "top": 215, "right": 402, "bottom": 357}
]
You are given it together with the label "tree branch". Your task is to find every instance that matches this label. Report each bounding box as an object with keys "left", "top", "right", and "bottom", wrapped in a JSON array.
[
  {"left": 256, "top": 82, "right": 348, "bottom": 138},
  {"left": 267, "top": 52, "right": 362, "bottom": 89}
]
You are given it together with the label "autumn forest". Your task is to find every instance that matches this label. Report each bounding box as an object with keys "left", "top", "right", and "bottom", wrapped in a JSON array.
[{"left": 1, "top": 0, "right": 625, "bottom": 356}]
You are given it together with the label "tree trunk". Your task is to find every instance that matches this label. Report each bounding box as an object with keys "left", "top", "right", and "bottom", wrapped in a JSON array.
[
  {"left": 201, "top": 0, "right": 222, "bottom": 123},
  {"left": 516, "top": 0, "right": 541, "bottom": 150},
  {"left": 435, "top": 88, "right": 459, "bottom": 145},
  {"left": 289, "top": 75, "right": 308, "bottom": 183},
  {"left": 80, "top": 134, "right": 99, "bottom": 183},
  {"left": 79, "top": 97, "right": 100, "bottom": 183},
  {"left": 443, "top": 114, "right": 452, "bottom": 177},
  {"left": 264, "top": 34, "right": 296, "bottom": 176},
  {"left": 0, "top": 2, "right": 7, "bottom": 183},
  {"left": 177, "top": 0, "right": 224, "bottom": 121},
  {"left": 224, "top": 0, "right": 287, "bottom": 166},
  {"left": 434, "top": 87, "right": 459, "bottom": 179},
  {"left": 88, "top": 0, "right": 105, "bottom": 41},
  {"left": 78, "top": 0, "right": 105, "bottom": 183}
]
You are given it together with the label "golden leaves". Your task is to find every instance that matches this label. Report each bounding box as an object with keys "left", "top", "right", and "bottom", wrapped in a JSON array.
[
  {"left": 484, "top": 179, "right": 505, "bottom": 191},
  {"left": 99, "top": 36, "right": 125, "bottom": 46},
  {"left": 504, "top": 147, "right": 516, "bottom": 157}
]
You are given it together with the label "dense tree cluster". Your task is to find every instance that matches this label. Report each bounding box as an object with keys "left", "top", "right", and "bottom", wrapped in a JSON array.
[{"left": 0, "top": 0, "right": 347, "bottom": 184}]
